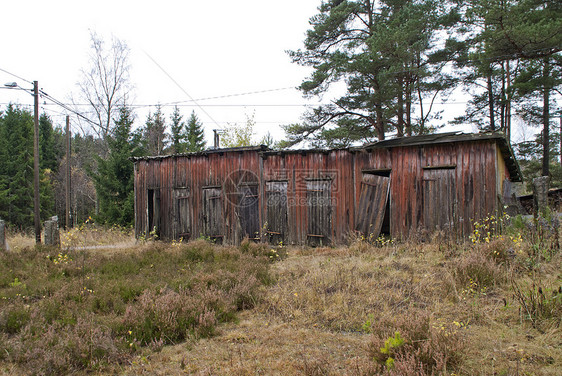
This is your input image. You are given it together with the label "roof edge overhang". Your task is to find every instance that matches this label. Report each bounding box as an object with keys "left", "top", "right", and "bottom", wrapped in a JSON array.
[{"left": 131, "top": 145, "right": 270, "bottom": 162}]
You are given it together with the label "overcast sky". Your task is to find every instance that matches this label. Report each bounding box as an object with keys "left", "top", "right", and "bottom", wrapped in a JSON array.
[{"left": 1, "top": 0, "right": 530, "bottom": 146}]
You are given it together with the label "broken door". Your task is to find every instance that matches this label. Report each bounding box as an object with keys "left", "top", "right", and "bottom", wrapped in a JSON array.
[
  {"left": 423, "top": 168, "right": 456, "bottom": 232},
  {"left": 265, "top": 181, "right": 288, "bottom": 244},
  {"left": 306, "top": 179, "right": 332, "bottom": 246},
  {"left": 355, "top": 174, "right": 390, "bottom": 238}
]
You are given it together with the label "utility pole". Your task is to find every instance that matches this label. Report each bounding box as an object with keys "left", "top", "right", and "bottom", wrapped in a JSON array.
[
  {"left": 66, "top": 115, "right": 72, "bottom": 228},
  {"left": 33, "top": 81, "right": 41, "bottom": 244}
]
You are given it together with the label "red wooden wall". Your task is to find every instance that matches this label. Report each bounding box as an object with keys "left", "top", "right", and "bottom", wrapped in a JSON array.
[{"left": 134, "top": 140, "right": 505, "bottom": 244}]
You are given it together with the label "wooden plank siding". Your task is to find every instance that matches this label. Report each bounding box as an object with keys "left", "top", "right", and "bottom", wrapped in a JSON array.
[{"left": 133, "top": 137, "right": 516, "bottom": 244}]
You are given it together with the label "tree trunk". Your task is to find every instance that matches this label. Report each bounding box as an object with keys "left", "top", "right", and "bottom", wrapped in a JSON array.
[
  {"left": 396, "top": 76, "right": 404, "bottom": 137},
  {"left": 405, "top": 84, "right": 412, "bottom": 137},
  {"left": 487, "top": 70, "right": 495, "bottom": 132},
  {"left": 500, "top": 61, "right": 506, "bottom": 132},
  {"left": 542, "top": 58, "right": 550, "bottom": 177},
  {"left": 375, "top": 103, "right": 385, "bottom": 141},
  {"left": 506, "top": 60, "right": 511, "bottom": 142}
]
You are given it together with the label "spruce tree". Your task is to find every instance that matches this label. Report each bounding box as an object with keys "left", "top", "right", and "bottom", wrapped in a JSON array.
[
  {"left": 185, "top": 111, "right": 206, "bottom": 152},
  {"left": 143, "top": 105, "right": 167, "bottom": 156},
  {"left": 92, "top": 106, "right": 136, "bottom": 226},
  {"left": 39, "top": 114, "right": 60, "bottom": 172},
  {"left": 0, "top": 105, "right": 34, "bottom": 229}
]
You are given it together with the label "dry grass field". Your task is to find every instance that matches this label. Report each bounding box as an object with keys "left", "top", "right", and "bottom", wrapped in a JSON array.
[{"left": 1, "top": 218, "right": 561, "bottom": 375}]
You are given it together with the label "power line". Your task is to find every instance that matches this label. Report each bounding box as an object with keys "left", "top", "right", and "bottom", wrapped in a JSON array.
[
  {"left": 40, "top": 103, "right": 322, "bottom": 108},
  {"left": 0, "top": 67, "right": 33, "bottom": 85},
  {"left": 38, "top": 90, "right": 101, "bottom": 128},
  {"left": 143, "top": 50, "right": 223, "bottom": 129},
  {"left": 158, "top": 87, "right": 297, "bottom": 106}
]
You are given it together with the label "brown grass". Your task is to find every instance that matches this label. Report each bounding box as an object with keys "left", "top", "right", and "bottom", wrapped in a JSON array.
[
  {"left": 117, "top": 236, "right": 561, "bottom": 375},
  {"left": 2, "top": 222, "right": 561, "bottom": 375}
]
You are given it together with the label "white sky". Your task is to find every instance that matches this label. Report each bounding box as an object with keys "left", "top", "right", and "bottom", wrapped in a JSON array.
[
  {"left": 0, "top": 0, "right": 322, "bottom": 143},
  {"left": 0, "top": 0, "right": 522, "bottom": 147}
]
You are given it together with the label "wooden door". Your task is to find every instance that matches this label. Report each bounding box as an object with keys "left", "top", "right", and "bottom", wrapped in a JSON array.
[
  {"left": 306, "top": 180, "right": 332, "bottom": 246},
  {"left": 265, "top": 181, "right": 288, "bottom": 244},
  {"left": 174, "top": 188, "right": 191, "bottom": 240},
  {"left": 355, "top": 174, "right": 390, "bottom": 238},
  {"left": 238, "top": 184, "right": 260, "bottom": 240},
  {"left": 423, "top": 168, "right": 456, "bottom": 232},
  {"left": 202, "top": 187, "right": 224, "bottom": 242}
]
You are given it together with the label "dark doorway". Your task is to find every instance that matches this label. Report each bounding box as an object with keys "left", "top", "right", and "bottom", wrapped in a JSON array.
[
  {"left": 265, "top": 181, "right": 288, "bottom": 245},
  {"left": 306, "top": 179, "right": 332, "bottom": 246},
  {"left": 147, "top": 189, "right": 161, "bottom": 238}
]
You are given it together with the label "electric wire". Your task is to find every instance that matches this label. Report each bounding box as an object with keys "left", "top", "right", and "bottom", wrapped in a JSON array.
[
  {"left": 143, "top": 50, "right": 223, "bottom": 129},
  {"left": 0, "top": 67, "right": 33, "bottom": 85}
]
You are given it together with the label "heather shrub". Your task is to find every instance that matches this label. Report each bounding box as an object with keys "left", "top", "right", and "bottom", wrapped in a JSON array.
[
  {"left": 0, "top": 240, "right": 271, "bottom": 374},
  {"left": 0, "top": 333, "right": 9, "bottom": 361},
  {"left": 369, "top": 311, "right": 465, "bottom": 375},
  {"left": 121, "top": 286, "right": 223, "bottom": 345},
  {"left": 0, "top": 303, "right": 31, "bottom": 334},
  {"left": 11, "top": 315, "right": 125, "bottom": 375},
  {"left": 239, "top": 238, "right": 287, "bottom": 262}
]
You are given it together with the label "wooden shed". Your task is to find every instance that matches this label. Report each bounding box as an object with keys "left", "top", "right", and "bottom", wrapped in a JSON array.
[{"left": 132, "top": 132, "right": 521, "bottom": 245}]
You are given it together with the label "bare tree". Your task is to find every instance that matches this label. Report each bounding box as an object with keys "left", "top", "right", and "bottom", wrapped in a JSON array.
[{"left": 76, "top": 31, "right": 132, "bottom": 141}]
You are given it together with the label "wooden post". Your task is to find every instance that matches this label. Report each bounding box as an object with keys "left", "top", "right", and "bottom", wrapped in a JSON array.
[
  {"left": 33, "top": 81, "right": 41, "bottom": 244},
  {"left": 66, "top": 115, "right": 72, "bottom": 228}
]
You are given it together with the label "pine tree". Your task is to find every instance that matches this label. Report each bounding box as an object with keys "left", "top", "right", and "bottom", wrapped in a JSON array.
[
  {"left": 92, "top": 106, "right": 136, "bottom": 226},
  {"left": 454, "top": 0, "right": 562, "bottom": 177},
  {"left": 284, "top": 0, "right": 457, "bottom": 147},
  {"left": 185, "top": 111, "right": 206, "bottom": 152}
]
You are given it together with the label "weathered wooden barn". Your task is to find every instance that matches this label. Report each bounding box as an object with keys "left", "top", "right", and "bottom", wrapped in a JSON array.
[{"left": 132, "top": 132, "right": 522, "bottom": 245}]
